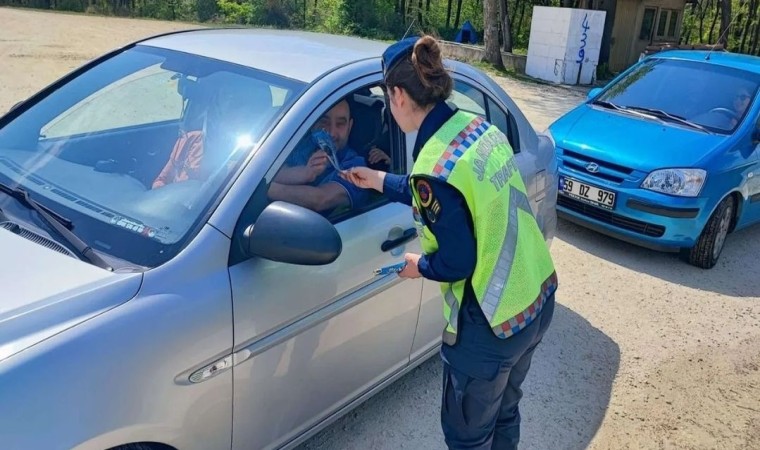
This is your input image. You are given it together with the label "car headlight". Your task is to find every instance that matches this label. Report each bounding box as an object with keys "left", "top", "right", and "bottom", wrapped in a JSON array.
[{"left": 641, "top": 169, "right": 706, "bottom": 197}]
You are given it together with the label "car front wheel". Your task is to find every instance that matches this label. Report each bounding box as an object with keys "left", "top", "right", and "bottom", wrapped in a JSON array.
[{"left": 686, "top": 196, "right": 735, "bottom": 269}]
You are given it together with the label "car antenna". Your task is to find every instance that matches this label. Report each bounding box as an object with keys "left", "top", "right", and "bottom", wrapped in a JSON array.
[
  {"left": 402, "top": 19, "right": 416, "bottom": 40},
  {"left": 706, "top": 15, "right": 737, "bottom": 61}
]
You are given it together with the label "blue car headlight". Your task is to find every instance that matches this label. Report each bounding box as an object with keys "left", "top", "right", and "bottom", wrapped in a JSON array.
[{"left": 641, "top": 169, "right": 706, "bottom": 197}]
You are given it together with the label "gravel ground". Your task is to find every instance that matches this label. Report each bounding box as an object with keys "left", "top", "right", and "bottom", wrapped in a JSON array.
[{"left": 1, "top": 7, "right": 758, "bottom": 450}]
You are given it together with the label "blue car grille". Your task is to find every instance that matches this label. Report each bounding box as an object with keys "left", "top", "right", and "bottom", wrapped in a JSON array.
[
  {"left": 558, "top": 196, "right": 666, "bottom": 237},
  {"left": 561, "top": 150, "right": 634, "bottom": 184}
]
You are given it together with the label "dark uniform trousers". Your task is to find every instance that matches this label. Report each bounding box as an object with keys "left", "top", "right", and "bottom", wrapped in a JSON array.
[{"left": 440, "top": 290, "right": 556, "bottom": 450}]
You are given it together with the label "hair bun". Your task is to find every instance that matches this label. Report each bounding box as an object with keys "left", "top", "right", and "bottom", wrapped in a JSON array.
[
  {"left": 386, "top": 34, "right": 452, "bottom": 106},
  {"left": 410, "top": 36, "right": 451, "bottom": 100}
]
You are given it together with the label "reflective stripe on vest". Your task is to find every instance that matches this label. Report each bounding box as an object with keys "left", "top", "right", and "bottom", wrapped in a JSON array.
[
  {"left": 444, "top": 287, "right": 459, "bottom": 334},
  {"left": 480, "top": 185, "right": 530, "bottom": 322}
]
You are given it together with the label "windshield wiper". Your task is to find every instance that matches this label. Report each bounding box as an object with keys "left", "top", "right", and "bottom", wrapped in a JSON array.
[
  {"left": 0, "top": 181, "right": 113, "bottom": 270},
  {"left": 625, "top": 106, "right": 712, "bottom": 133},
  {"left": 592, "top": 100, "right": 626, "bottom": 111}
]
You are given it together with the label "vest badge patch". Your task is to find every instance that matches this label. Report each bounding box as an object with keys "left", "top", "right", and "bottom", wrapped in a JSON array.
[{"left": 416, "top": 179, "right": 433, "bottom": 208}]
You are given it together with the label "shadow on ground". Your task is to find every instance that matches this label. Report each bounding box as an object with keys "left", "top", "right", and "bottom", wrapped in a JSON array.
[
  {"left": 297, "top": 302, "right": 620, "bottom": 450},
  {"left": 557, "top": 218, "right": 760, "bottom": 298}
]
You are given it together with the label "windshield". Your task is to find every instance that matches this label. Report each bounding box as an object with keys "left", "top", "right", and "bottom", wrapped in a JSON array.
[
  {"left": 0, "top": 45, "right": 305, "bottom": 268},
  {"left": 595, "top": 58, "right": 759, "bottom": 134}
]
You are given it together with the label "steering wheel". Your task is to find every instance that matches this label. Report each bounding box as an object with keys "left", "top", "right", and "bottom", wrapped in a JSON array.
[{"left": 708, "top": 107, "right": 738, "bottom": 121}]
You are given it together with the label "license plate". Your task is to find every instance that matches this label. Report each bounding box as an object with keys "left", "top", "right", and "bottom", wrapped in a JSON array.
[{"left": 559, "top": 176, "right": 616, "bottom": 209}]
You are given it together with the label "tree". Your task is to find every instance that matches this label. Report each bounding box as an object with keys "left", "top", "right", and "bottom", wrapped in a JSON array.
[
  {"left": 499, "top": 0, "right": 512, "bottom": 52},
  {"left": 483, "top": 0, "right": 505, "bottom": 69},
  {"left": 719, "top": 0, "right": 732, "bottom": 45}
]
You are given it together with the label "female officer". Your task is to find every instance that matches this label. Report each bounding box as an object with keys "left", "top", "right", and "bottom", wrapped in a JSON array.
[{"left": 342, "top": 35, "right": 558, "bottom": 450}]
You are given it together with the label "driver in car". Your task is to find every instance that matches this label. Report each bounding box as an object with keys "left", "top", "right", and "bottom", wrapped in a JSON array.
[
  {"left": 729, "top": 87, "right": 752, "bottom": 129},
  {"left": 267, "top": 99, "right": 369, "bottom": 215},
  {"left": 151, "top": 73, "right": 265, "bottom": 190}
]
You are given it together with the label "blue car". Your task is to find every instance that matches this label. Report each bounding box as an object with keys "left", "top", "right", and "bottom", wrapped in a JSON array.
[{"left": 548, "top": 50, "right": 760, "bottom": 268}]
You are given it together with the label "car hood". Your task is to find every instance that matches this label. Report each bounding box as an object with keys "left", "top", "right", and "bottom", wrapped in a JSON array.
[
  {"left": 0, "top": 228, "right": 142, "bottom": 362},
  {"left": 550, "top": 105, "right": 728, "bottom": 171}
]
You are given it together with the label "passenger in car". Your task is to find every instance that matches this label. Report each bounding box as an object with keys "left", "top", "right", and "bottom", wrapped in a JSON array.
[
  {"left": 267, "top": 99, "right": 370, "bottom": 214},
  {"left": 367, "top": 144, "right": 391, "bottom": 170},
  {"left": 151, "top": 73, "right": 268, "bottom": 190}
]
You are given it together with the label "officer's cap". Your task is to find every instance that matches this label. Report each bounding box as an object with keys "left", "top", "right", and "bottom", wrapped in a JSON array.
[{"left": 382, "top": 36, "right": 419, "bottom": 79}]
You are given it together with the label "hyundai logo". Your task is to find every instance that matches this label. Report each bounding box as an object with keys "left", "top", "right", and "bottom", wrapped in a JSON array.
[{"left": 586, "top": 162, "right": 600, "bottom": 173}]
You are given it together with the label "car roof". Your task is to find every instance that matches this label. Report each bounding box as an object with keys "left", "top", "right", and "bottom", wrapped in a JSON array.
[
  {"left": 652, "top": 50, "right": 760, "bottom": 74},
  {"left": 138, "top": 28, "right": 391, "bottom": 83}
]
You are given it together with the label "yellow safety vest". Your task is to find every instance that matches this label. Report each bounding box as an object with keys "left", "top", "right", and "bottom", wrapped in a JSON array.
[{"left": 410, "top": 111, "right": 558, "bottom": 345}]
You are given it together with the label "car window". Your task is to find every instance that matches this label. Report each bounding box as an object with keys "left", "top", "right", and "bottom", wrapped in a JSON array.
[
  {"left": 0, "top": 45, "right": 306, "bottom": 268},
  {"left": 268, "top": 84, "right": 391, "bottom": 224},
  {"left": 487, "top": 97, "right": 520, "bottom": 153},
  {"left": 448, "top": 80, "right": 486, "bottom": 115},
  {"left": 41, "top": 64, "right": 185, "bottom": 139},
  {"left": 448, "top": 81, "right": 520, "bottom": 154},
  {"left": 597, "top": 58, "right": 760, "bottom": 134}
]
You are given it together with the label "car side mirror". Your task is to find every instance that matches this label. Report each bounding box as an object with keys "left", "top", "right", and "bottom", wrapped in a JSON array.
[
  {"left": 587, "top": 87, "right": 603, "bottom": 101},
  {"left": 244, "top": 201, "right": 342, "bottom": 265}
]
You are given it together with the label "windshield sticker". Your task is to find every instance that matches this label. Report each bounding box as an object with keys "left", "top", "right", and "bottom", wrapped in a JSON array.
[{"left": 110, "top": 216, "right": 158, "bottom": 239}]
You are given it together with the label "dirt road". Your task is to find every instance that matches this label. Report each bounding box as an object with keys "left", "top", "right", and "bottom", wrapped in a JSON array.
[{"left": 1, "top": 7, "right": 758, "bottom": 450}]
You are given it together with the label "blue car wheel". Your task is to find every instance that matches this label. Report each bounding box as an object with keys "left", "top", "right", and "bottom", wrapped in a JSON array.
[{"left": 686, "top": 196, "right": 735, "bottom": 269}]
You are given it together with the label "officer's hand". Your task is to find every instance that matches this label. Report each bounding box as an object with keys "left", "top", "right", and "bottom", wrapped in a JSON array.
[
  {"left": 340, "top": 166, "right": 386, "bottom": 192},
  {"left": 399, "top": 253, "right": 421, "bottom": 279}
]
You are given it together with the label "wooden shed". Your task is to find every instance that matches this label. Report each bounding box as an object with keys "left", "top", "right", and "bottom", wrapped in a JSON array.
[{"left": 579, "top": 0, "right": 690, "bottom": 73}]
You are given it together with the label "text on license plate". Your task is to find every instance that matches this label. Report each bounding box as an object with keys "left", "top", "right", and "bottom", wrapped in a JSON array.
[{"left": 560, "top": 176, "right": 616, "bottom": 209}]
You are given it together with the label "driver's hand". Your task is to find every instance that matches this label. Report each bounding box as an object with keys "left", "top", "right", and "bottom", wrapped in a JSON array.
[{"left": 307, "top": 150, "right": 329, "bottom": 180}]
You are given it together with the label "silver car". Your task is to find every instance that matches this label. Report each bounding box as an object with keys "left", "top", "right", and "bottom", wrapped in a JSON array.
[{"left": 0, "top": 29, "right": 558, "bottom": 450}]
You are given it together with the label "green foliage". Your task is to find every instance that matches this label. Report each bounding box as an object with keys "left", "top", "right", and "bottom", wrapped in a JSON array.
[
  {"left": 2, "top": 0, "right": 758, "bottom": 57},
  {"left": 216, "top": 0, "right": 257, "bottom": 24},
  {"left": 197, "top": 0, "right": 219, "bottom": 21}
]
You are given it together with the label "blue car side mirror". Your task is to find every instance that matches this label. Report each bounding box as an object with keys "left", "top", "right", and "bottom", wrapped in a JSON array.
[{"left": 587, "top": 87, "right": 603, "bottom": 101}]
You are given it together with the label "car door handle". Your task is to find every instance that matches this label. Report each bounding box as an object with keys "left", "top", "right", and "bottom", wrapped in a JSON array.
[{"left": 381, "top": 227, "right": 417, "bottom": 252}]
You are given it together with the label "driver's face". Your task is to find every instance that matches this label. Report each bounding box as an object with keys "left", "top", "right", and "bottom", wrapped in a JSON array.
[
  {"left": 734, "top": 90, "right": 751, "bottom": 114},
  {"left": 313, "top": 100, "right": 353, "bottom": 151}
]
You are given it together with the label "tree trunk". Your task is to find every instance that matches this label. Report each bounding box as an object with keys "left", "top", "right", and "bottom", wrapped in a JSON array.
[
  {"left": 709, "top": 1, "right": 720, "bottom": 43},
  {"left": 698, "top": 0, "right": 712, "bottom": 43},
  {"left": 454, "top": 0, "right": 463, "bottom": 29},
  {"left": 484, "top": 0, "right": 506, "bottom": 69},
  {"left": 418, "top": 0, "right": 423, "bottom": 26},
  {"left": 741, "top": 0, "right": 757, "bottom": 52},
  {"left": 516, "top": 0, "right": 527, "bottom": 38},
  {"left": 500, "top": 0, "right": 513, "bottom": 52},
  {"left": 718, "top": 0, "right": 732, "bottom": 46},
  {"left": 753, "top": 17, "right": 760, "bottom": 54},
  {"left": 446, "top": 0, "right": 453, "bottom": 28}
]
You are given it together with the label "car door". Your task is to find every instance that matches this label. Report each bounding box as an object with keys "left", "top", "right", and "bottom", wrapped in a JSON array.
[
  {"left": 410, "top": 77, "right": 540, "bottom": 359},
  {"left": 740, "top": 115, "right": 760, "bottom": 226},
  {"left": 227, "top": 76, "right": 423, "bottom": 450}
]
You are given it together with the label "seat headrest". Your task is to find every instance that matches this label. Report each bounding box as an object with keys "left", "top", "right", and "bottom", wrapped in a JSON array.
[{"left": 348, "top": 94, "right": 384, "bottom": 153}]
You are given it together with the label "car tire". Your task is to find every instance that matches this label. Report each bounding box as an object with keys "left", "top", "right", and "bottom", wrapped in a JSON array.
[
  {"left": 686, "top": 196, "right": 734, "bottom": 269},
  {"left": 109, "top": 444, "right": 164, "bottom": 450}
]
